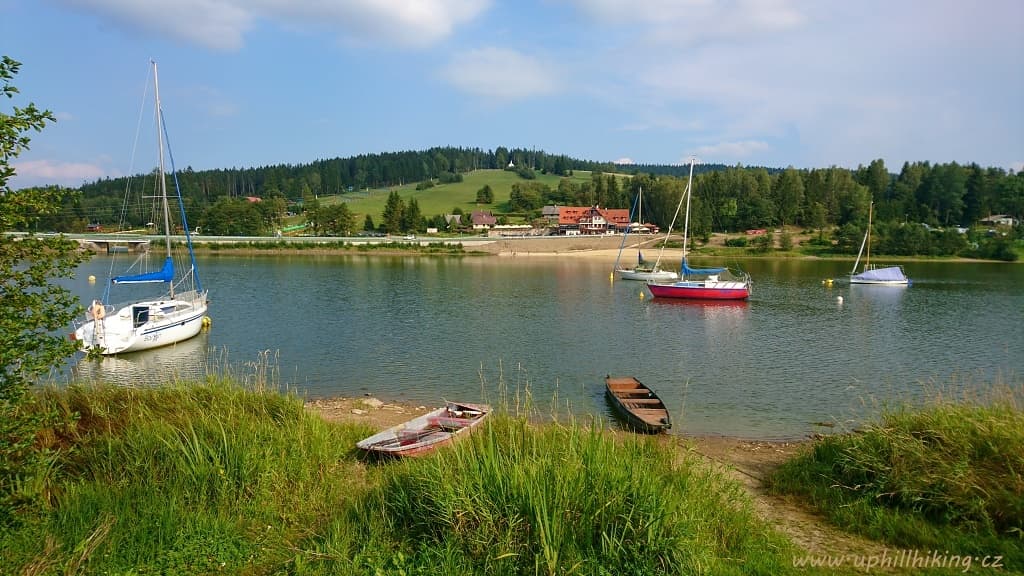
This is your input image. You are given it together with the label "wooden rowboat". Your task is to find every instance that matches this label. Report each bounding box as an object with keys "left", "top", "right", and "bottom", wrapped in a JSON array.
[
  {"left": 355, "top": 401, "right": 490, "bottom": 457},
  {"left": 604, "top": 376, "right": 672, "bottom": 434}
]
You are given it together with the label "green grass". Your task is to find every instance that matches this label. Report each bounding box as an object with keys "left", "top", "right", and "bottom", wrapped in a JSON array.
[
  {"left": 3, "top": 379, "right": 799, "bottom": 575},
  {"left": 318, "top": 169, "right": 607, "bottom": 224},
  {"left": 769, "top": 383, "right": 1024, "bottom": 572}
]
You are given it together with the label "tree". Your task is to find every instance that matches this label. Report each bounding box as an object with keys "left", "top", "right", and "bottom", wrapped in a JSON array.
[
  {"left": 316, "top": 203, "right": 355, "bottom": 236},
  {"left": 381, "top": 191, "right": 404, "bottom": 233},
  {"left": 401, "top": 197, "right": 423, "bottom": 232},
  {"left": 476, "top": 185, "right": 493, "bottom": 204},
  {"left": 1, "top": 56, "right": 91, "bottom": 523},
  {"left": 773, "top": 167, "right": 805, "bottom": 227},
  {"left": 200, "top": 197, "right": 264, "bottom": 236}
]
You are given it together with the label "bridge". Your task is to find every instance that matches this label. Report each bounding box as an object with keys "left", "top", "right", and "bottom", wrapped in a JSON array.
[{"left": 72, "top": 235, "right": 152, "bottom": 254}]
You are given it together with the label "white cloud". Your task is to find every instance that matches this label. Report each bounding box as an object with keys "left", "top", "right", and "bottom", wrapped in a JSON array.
[
  {"left": 442, "top": 47, "right": 560, "bottom": 101},
  {"left": 58, "top": 0, "right": 489, "bottom": 50},
  {"left": 613, "top": 157, "right": 634, "bottom": 165},
  {"left": 566, "top": 0, "right": 806, "bottom": 45},
  {"left": 10, "top": 159, "right": 111, "bottom": 188}
]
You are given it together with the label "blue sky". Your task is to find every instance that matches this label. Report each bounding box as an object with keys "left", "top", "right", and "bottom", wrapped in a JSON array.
[{"left": 3, "top": 0, "right": 1022, "bottom": 190}]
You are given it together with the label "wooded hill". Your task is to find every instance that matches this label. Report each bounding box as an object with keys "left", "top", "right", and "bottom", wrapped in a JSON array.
[{"left": 32, "top": 146, "right": 1024, "bottom": 259}]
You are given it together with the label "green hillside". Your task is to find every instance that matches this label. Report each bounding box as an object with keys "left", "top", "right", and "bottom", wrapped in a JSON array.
[{"left": 315, "top": 169, "right": 615, "bottom": 225}]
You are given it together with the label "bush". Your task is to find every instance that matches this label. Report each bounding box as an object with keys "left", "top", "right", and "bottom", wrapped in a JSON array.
[{"left": 770, "top": 388, "right": 1024, "bottom": 571}]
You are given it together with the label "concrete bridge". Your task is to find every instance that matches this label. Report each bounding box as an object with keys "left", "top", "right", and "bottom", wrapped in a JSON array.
[{"left": 72, "top": 235, "right": 152, "bottom": 253}]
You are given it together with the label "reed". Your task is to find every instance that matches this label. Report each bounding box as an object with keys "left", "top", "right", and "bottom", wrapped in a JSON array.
[
  {"left": 770, "top": 380, "right": 1024, "bottom": 570},
  {"left": 5, "top": 377, "right": 794, "bottom": 574},
  {"left": 310, "top": 415, "right": 792, "bottom": 575}
]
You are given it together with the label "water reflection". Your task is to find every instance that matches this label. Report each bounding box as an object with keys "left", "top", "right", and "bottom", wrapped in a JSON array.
[{"left": 71, "top": 332, "right": 212, "bottom": 386}]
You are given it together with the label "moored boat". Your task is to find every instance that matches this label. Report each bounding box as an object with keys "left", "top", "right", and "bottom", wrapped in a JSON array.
[
  {"left": 614, "top": 186, "right": 679, "bottom": 282},
  {"left": 72, "top": 60, "right": 209, "bottom": 354},
  {"left": 604, "top": 375, "right": 672, "bottom": 434},
  {"left": 356, "top": 401, "right": 490, "bottom": 457},
  {"left": 646, "top": 159, "right": 751, "bottom": 300},
  {"left": 849, "top": 202, "right": 910, "bottom": 286}
]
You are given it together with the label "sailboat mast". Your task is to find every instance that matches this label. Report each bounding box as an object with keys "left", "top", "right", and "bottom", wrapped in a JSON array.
[
  {"left": 865, "top": 201, "right": 873, "bottom": 269},
  {"left": 153, "top": 60, "right": 175, "bottom": 297},
  {"left": 681, "top": 158, "right": 694, "bottom": 259}
]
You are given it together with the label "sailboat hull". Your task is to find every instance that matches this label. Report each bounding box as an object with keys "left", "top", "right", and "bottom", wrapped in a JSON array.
[
  {"left": 74, "top": 293, "right": 208, "bottom": 354},
  {"left": 646, "top": 280, "right": 750, "bottom": 300},
  {"left": 616, "top": 268, "right": 679, "bottom": 281}
]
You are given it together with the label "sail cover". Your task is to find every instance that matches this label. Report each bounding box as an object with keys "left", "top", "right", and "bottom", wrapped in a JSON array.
[
  {"left": 851, "top": 266, "right": 907, "bottom": 283},
  {"left": 681, "top": 259, "right": 725, "bottom": 276},
  {"left": 112, "top": 256, "right": 174, "bottom": 284}
]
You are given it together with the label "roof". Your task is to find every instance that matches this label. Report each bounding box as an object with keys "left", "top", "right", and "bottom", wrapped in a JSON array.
[
  {"left": 558, "top": 205, "right": 630, "bottom": 226},
  {"left": 471, "top": 210, "right": 497, "bottom": 225}
]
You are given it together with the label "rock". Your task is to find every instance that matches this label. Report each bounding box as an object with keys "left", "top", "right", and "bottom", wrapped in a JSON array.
[{"left": 361, "top": 398, "right": 384, "bottom": 409}]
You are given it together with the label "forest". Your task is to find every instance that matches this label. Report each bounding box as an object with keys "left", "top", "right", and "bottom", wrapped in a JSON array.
[{"left": 29, "top": 146, "right": 1024, "bottom": 260}]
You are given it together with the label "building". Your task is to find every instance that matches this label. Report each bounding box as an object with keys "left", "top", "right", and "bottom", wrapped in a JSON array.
[
  {"left": 471, "top": 210, "right": 497, "bottom": 230},
  {"left": 556, "top": 205, "right": 629, "bottom": 235},
  {"left": 979, "top": 214, "right": 1018, "bottom": 227}
]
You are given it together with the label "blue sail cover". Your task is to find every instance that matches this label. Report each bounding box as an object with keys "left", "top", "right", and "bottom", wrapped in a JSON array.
[
  {"left": 681, "top": 259, "right": 725, "bottom": 276},
  {"left": 851, "top": 266, "right": 907, "bottom": 283},
  {"left": 112, "top": 256, "right": 174, "bottom": 284}
]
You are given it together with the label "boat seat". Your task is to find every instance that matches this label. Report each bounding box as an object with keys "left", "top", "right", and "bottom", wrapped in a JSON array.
[{"left": 623, "top": 399, "right": 663, "bottom": 407}]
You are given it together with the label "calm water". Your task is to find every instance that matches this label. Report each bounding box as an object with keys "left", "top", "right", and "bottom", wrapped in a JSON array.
[{"left": 58, "top": 253, "right": 1023, "bottom": 439}]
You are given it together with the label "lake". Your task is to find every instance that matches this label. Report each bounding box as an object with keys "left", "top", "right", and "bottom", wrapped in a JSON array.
[{"left": 57, "top": 252, "right": 1023, "bottom": 439}]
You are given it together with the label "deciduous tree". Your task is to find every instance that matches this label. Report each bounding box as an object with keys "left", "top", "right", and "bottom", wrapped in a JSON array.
[{"left": 1, "top": 56, "right": 90, "bottom": 524}]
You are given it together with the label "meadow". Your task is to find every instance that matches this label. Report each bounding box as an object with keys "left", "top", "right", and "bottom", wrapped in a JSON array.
[{"left": 306, "top": 168, "right": 607, "bottom": 224}]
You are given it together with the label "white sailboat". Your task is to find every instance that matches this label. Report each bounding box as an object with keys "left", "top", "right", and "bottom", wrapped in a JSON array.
[
  {"left": 614, "top": 186, "right": 679, "bottom": 281},
  {"left": 849, "top": 202, "right": 909, "bottom": 286},
  {"left": 73, "top": 61, "right": 209, "bottom": 354}
]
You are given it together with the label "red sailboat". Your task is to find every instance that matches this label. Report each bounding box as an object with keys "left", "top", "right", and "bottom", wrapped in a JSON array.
[{"left": 646, "top": 159, "right": 751, "bottom": 300}]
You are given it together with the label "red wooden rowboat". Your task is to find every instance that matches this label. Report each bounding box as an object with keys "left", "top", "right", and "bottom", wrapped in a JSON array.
[{"left": 356, "top": 401, "right": 490, "bottom": 457}]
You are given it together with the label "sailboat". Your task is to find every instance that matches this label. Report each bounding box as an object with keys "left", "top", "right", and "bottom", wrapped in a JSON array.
[
  {"left": 849, "top": 202, "right": 909, "bottom": 285},
  {"left": 614, "top": 186, "right": 678, "bottom": 281},
  {"left": 646, "top": 159, "right": 751, "bottom": 300},
  {"left": 73, "top": 61, "right": 209, "bottom": 354}
]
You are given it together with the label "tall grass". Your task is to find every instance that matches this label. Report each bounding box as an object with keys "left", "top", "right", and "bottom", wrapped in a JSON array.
[
  {"left": 770, "top": 381, "right": 1024, "bottom": 571},
  {"left": 304, "top": 415, "right": 793, "bottom": 575},
  {"left": 2, "top": 377, "right": 800, "bottom": 575},
  {"left": 2, "top": 379, "right": 371, "bottom": 574}
]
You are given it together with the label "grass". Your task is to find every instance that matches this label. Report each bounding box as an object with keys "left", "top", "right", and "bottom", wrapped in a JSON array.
[
  {"left": 769, "top": 382, "right": 1024, "bottom": 572},
  {"left": 3, "top": 377, "right": 799, "bottom": 575},
  {"left": 317, "top": 169, "right": 608, "bottom": 224}
]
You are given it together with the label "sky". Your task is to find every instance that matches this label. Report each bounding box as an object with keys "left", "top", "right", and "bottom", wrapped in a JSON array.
[{"left": 3, "top": 0, "right": 1022, "bottom": 190}]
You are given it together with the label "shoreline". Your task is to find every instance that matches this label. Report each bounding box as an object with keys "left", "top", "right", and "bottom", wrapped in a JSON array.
[{"left": 187, "top": 234, "right": 1001, "bottom": 263}]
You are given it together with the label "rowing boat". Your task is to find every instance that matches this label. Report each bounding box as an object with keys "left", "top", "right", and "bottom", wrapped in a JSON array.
[
  {"left": 604, "top": 376, "right": 672, "bottom": 434},
  {"left": 355, "top": 401, "right": 490, "bottom": 457}
]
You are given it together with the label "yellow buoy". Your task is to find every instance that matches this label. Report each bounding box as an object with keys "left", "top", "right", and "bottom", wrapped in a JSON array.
[
  {"left": 88, "top": 275, "right": 96, "bottom": 283},
  {"left": 639, "top": 291, "right": 645, "bottom": 300},
  {"left": 202, "top": 316, "right": 212, "bottom": 329},
  {"left": 822, "top": 278, "right": 833, "bottom": 287}
]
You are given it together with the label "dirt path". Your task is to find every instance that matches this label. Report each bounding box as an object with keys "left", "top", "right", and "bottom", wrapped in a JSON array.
[
  {"left": 307, "top": 397, "right": 910, "bottom": 571},
  {"left": 683, "top": 436, "right": 905, "bottom": 571}
]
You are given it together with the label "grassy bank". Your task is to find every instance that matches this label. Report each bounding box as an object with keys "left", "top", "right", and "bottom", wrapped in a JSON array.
[
  {"left": 769, "top": 384, "right": 1024, "bottom": 572},
  {"left": 4, "top": 381, "right": 796, "bottom": 575}
]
